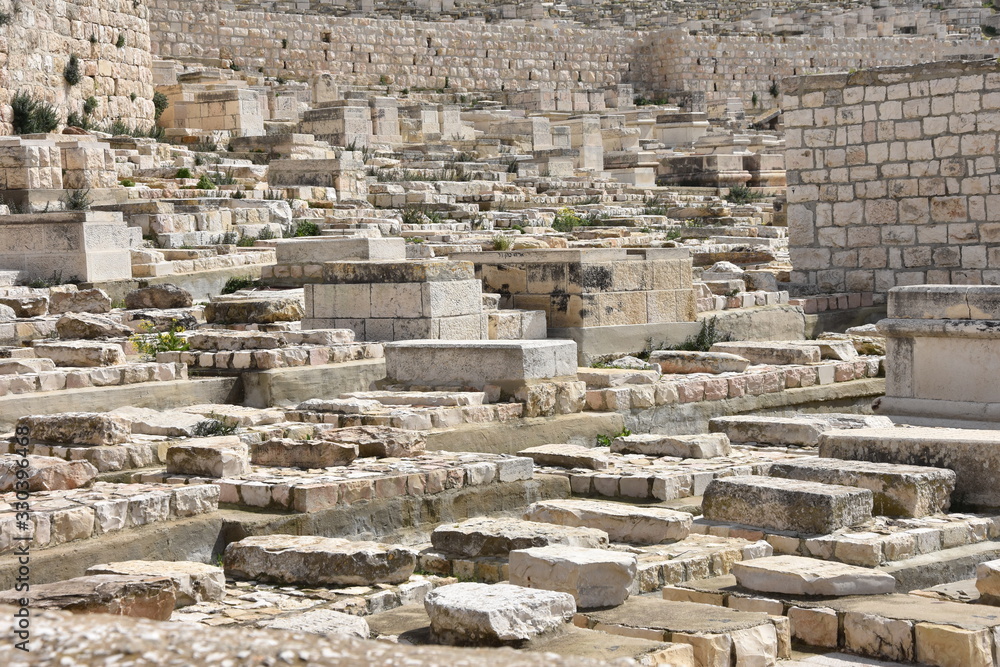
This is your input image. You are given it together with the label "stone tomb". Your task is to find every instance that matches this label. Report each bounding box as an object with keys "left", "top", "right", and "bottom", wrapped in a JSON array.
[{"left": 303, "top": 260, "right": 485, "bottom": 341}]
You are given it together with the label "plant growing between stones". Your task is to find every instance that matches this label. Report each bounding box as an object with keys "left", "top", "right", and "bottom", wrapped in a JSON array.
[
  {"left": 62, "top": 188, "right": 92, "bottom": 211},
  {"left": 193, "top": 413, "right": 239, "bottom": 437},
  {"left": 222, "top": 276, "right": 263, "bottom": 294},
  {"left": 195, "top": 174, "right": 216, "bottom": 189},
  {"left": 63, "top": 54, "right": 81, "bottom": 85},
  {"left": 83, "top": 96, "right": 98, "bottom": 115},
  {"left": 294, "top": 220, "right": 320, "bottom": 237},
  {"left": 115, "top": 33, "right": 125, "bottom": 48},
  {"left": 153, "top": 91, "right": 169, "bottom": 120},
  {"left": 11, "top": 91, "right": 59, "bottom": 134},
  {"left": 724, "top": 184, "right": 763, "bottom": 205},
  {"left": 670, "top": 316, "right": 731, "bottom": 352},
  {"left": 551, "top": 207, "right": 582, "bottom": 233},
  {"left": 491, "top": 234, "right": 512, "bottom": 251},
  {"left": 596, "top": 427, "right": 632, "bottom": 447},
  {"left": 175, "top": 168, "right": 192, "bottom": 179},
  {"left": 131, "top": 321, "right": 189, "bottom": 360}
]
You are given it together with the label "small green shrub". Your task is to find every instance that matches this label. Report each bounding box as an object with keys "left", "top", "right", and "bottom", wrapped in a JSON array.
[
  {"left": 195, "top": 174, "right": 216, "bottom": 189},
  {"left": 724, "top": 185, "right": 763, "bottom": 205},
  {"left": 401, "top": 207, "right": 425, "bottom": 225},
  {"left": 193, "top": 413, "right": 239, "bottom": 437},
  {"left": 153, "top": 91, "right": 169, "bottom": 120},
  {"left": 294, "top": 220, "right": 320, "bottom": 237},
  {"left": 83, "top": 96, "right": 98, "bottom": 115},
  {"left": 769, "top": 81, "right": 780, "bottom": 98},
  {"left": 491, "top": 234, "right": 512, "bottom": 251},
  {"left": 130, "top": 92, "right": 137, "bottom": 102},
  {"left": 551, "top": 207, "right": 582, "bottom": 233},
  {"left": 62, "top": 189, "right": 92, "bottom": 211},
  {"left": 670, "top": 317, "right": 731, "bottom": 352},
  {"left": 221, "top": 275, "right": 263, "bottom": 294},
  {"left": 131, "top": 321, "right": 189, "bottom": 360},
  {"left": 98, "top": 120, "right": 164, "bottom": 140},
  {"left": 0, "top": 11, "right": 13, "bottom": 26},
  {"left": 281, "top": 38, "right": 288, "bottom": 48},
  {"left": 596, "top": 427, "right": 632, "bottom": 447},
  {"left": 63, "top": 54, "right": 81, "bottom": 85},
  {"left": 66, "top": 111, "right": 88, "bottom": 129},
  {"left": 11, "top": 91, "right": 59, "bottom": 135},
  {"left": 231, "top": 189, "right": 245, "bottom": 199},
  {"left": 115, "top": 33, "right": 125, "bottom": 48},
  {"left": 175, "top": 168, "right": 192, "bottom": 179},
  {"left": 985, "top": 24, "right": 999, "bottom": 37},
  {"left": 120, "top": 178, "right": 135, "bottom": 187}
]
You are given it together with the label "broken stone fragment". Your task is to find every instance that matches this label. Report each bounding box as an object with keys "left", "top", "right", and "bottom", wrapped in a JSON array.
[
  {"left": 424, "top": 582, "right": 575, "bottom": 645},
  {"left": 523, "top": 498, "right": 691, "bottom": 545},
  {"left": 165, "top": 437, "right": 251, "bottom": 478},
  {"left": 109, "top": 406, "right": 207, "bottom": 437},
  {"left": 315, "top": 425, "right": 426, "bottom": 458},
  {"left": 56, "top": 313, "right": 134, "bottom": 339},
  {"left": 430, "top": 517, "right": 609, "bottom": 558},
  {"left": 648, "top": 349, "right": 750, "bottom": 374},
  {"left": 732, "top": 555, "right": 896, "bottom": 596},
  {"left": 124, "top": 284, "right": 194, "bottom": 310},
  {"left": 261, "top": 609, "right": 370, "bottom": 639},
  {"left": 49, "top": 288, "right": 113, "bottom": 315},
  {"left": 0, "top": 455, "right": 98, "bottom": 492},
  {"left": 976, "top": 559, "right": 1000, "bottom": 603},
  {"left": 252, "top": 437, "right": 358, "bottom": 468},
  {"left": 0, "top": 574, "right": 175, "bottom": 620},
  {"left": 0, "top": 357, "right": 56, "bottom": 374},
  {"left": 519, "top": 443, "right": 612, "bottom": 470},
  {"left": 0, "top": 295, "right": 48, "bottom": 317},
  {"left": 17, "top": 412, "right": 131, "bottom": 446},
  {"left": 224, "top": 534, "right": 416, "bottom": 586},
  {"left": 32, "top": 340, "right": 127, "bottom": 367},
  {"left": 204, "top": 296, "right": 303, "bottom": 324},
  {"left": 612, "top": 432, "right": 730, "bottom": 458},
  {"left": 710, "top": 341, "right": 821, "bottom": 365},
  {"left": 86, "top": 560, "right": 225, "bottom": 607},
  {"left": 509, "top": 545, "right": 637, "bottom": 608}
]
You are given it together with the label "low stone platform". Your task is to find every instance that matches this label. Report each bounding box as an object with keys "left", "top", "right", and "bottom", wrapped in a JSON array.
[
  {"left": 819, "top": 427, "right": 1000, "bottom": 511},
  {"left": 224, "top": 534, "right": 417, "bottom": 586},
  {"left": 523, "top": 498, "right": 692, "bottom": 545},
  {"left": 731, "top": 555, "right": 896, "bottom": 596},
  {"left": 702, "top": 476, "right": 873, "bottom": 534},
  {"left": 574, "top": 596, "right": 784, "bottom": 665},
  {"left": 768, "top": 458, "right": 955, "bottom": 518}
]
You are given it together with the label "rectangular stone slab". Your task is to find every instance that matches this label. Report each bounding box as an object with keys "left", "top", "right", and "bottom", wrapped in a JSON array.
[
  {"left": 768, "top": 457, "right": 955, "bottom": 518},
  {"left": 819, "top": 427, "right": 1000, "bottom": 510},
  {"left": 709, "top": 415, "right": 830, "bottom": 447},
  {"left": 702, "top": 475, "right": 873, "bottom": 534},
  {"left": 519, "top": 443, "right": 612, "bottom": 470},
  {"left": 611, "top": 433, "right": 730, "bottom": 458},
  {"left": 224, "top": 534, "right": 416, "bottom": 585},
  {"left": 524, "top": 499, "right": 692, "bottom": 545},
  {"left": 430, "top": 517, "right": 608, "bottom": 557},
  {"left": 710, "top": 341, "right": 821, "bottom": 365},
  {"left": 732, "top": 555, "right": 896, "bottom": 596},
  {"left": 509, "top": 545, "right": 637, "bottom": 608}
]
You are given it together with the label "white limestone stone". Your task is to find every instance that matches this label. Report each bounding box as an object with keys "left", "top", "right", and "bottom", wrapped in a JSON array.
[
  {"left": 732, "top": 556, "right": 896, "bottom": 596},
  {"left": 524, "top": 498, "right": 691, "bottom": 545},
  {"left": 509, "top": 545, "right": 637, "bottom": 608}
]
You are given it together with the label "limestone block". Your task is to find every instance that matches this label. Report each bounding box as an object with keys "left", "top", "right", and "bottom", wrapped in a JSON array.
[
  {"left": 431, "top": 517, "right": 608, "bottom": 557},
  {"left": 33, "top": 341, "right": 127, "bottom": 367},
  {"left": 124, "top": 284, "right": 193, "bottom": 309},
  {"left": 262, "top": 609, "right": 370, "bottom": 639},
  {"left": 733, "top": 555, "right": 895, "bottom": 596},
  {"left": 109, "top": 407, "right": 206, "bottom": 438},
  {"left": 315, "top": 425, "right": 425, "bottom": 458},
  {"left": 0, "top": 455, "right": 97, "bottom": 492},
  {"left": 510, "top": 544, "right": 636, "bottom": 608},
  {"left": 0, "top": 358, "right": 56, "bottom": 374},
  {"left": 252, "top": 438, "right": 357, "bottom": 468},
  {"left": 787, "top": 606, "right": 839, "bottom": 648},
  {"left": 424, "top": 582, "right": 575, "bottom": 645},
  {"left": 49, "top": 288, "right": 113, "bottom": 315},
  {"left": 524, "top": 499, "right": 691, "bottom": 545},
  {"left": 787, "top": 339, "right": 859, "bottom": 361},
  {"left": 0, "top": 575, "right": 175, "bottom": 620},
  {"left": 975, "top": 559, "right": 1000, "bottom": 601},
  {"left": 709, "top": 415, "right": 830, "bottom": 446},
  {"left": 165, "top": 437, "right": 250, "bottom": 478},
  {"left": 17, "top": 412, "right": 131, "bottom": 445},
  {"left": 56, "top": 313, "right": 133, "bottom": 339},
  {"left": 710, "top": 341, "right": 821, "bottom": 365},
  {"left": 274, "top": 237, "right": 405, "bottom": 264},
  {"left": 768, "top": 458, "right": 955, "bottom": 517},
  {"left": 649, "top": 350, "right": 750, "bottom": 374},
  {"left": 204, "top": 297, "right": 303, "bottom": 324},
  {"left": 86, "top": 561, "right": 225, "bottom": 607},
  {"left": 0, "top": 295, "right": 48, "bottom": 317},
  {"left": 224, "top": 534, "right": 416, "bottom": 586},
  {"left": 702, "top": 476, "right": 873, "bottom": 534},
  {"left": 915, "top": 623, "right": 992, "bottom": 667},
  {"left": 612, "top": 433, "right": 730, "bottom": 459},
  {"left": 843, "top": 611, "right": 913, "bottom": 661},
  {"left": 519, "top": 443, "right": 612, "bottom": 470}
]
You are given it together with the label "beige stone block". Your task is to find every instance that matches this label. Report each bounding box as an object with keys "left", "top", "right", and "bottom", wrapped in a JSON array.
[
  {"left": 788, "top": 606, "right": 838, "bottom": 648},
  {"left": 844, "top": 611, "right": 913, "bottom": 662},
  {"left": 915, "top": 623, "right": 991, "bottom": 667}
]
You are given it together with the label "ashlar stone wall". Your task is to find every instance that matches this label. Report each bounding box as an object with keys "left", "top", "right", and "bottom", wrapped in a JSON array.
[
  {"left": 0, "top": 0, "right": 154, "bottom": 134},
  {"left": 783, "top": 59, "right": 1000, "bottom": 298}
]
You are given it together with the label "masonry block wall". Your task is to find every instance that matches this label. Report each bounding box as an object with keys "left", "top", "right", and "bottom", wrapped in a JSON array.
[
  {"left": 783, "top": 60, "right": 1000, "bottom": 299},
  {"left": 0, "top": 0, "right": 154, "bottom": 134}
]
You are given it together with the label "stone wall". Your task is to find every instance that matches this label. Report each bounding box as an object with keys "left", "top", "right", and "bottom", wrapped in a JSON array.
[
  {"left": 636, "top": 30, "right": 1000, "bottom": 114},
  {"left": 0, "top": 0, "right": 153, "bottom": 135},
  {"left": 147, "top": 2, "right": 639, "bottom": 91},
  {"left": 783, "top": 59, "right": 1000, "bottom": 298}
]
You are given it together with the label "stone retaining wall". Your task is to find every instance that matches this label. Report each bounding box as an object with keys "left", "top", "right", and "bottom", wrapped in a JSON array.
[
  {"left": 0, "top": 0, "right": 153, "bottom": 134},
  {"left": 784, "top": 59, "right": 1000, "bottom": 297}
]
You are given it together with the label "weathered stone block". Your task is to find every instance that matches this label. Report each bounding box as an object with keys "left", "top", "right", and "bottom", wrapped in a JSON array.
[
  {"left": 430, "top": 517, "right": 608, "bottom": 557},
  {"left": 509, "top": 545, "right": 637, "bottom": 608},
  {"left": 524, "top": 499, "right": 692, "bottom": 545}
]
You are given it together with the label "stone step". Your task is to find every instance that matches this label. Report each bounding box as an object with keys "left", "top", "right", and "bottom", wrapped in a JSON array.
[
  {"left": 424, "top": 582, "right": 576, "bottom": 645},
  {"left": 611, "top": 432, "right": 731, "bottom": 458},
  {"left": 523, "top": 498, "right": 692, "bottom": 545},
  {"left": 768, "top": 457, "right": 956, "bottom": 518},
  {"left": 85, "top": 560, "right": 225, "bottom": 607},
  {"left": 250, "top": 437, "right": 358, "bottom": 468},
  {"left": 223, "top": 535, "right": 417, "bottom": 586},
  {"left": 165, "top": 436, "right": 251, "bottom": 478},
  {"left": 339, "top": 390, "right": 486, "bottom": 407},
  {"left": 819, "top": 426, "right": 1000, "bottom": 511},
  {"left": 702, "top": 475, "right": 873, "bottom": 534},
  {"left": 710, "top": 340, "right": 821, "bottom": 365},
  {"left": 732, "top": 555, "right": 896, "bottom": 596},
  {"left": 430, "top": 517, "right": 609, "bottom": 558},
  {"left": 509, "top": 545, "right": 637, "bottom": 608},
  {"left": 518, "top": 443, "right": 613, "bottom": 470},
  {"left": 709, "top": 413, "right": 893, "bottom": 447},
  {"left": 0, "top": 574, "right": 176, "bottom": 620},
  {"left": 648, "top": 349, "right": 750, "bottom": 374},
  {"left": 574, "top": 596, "right": 786, "bottom": 665}
]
